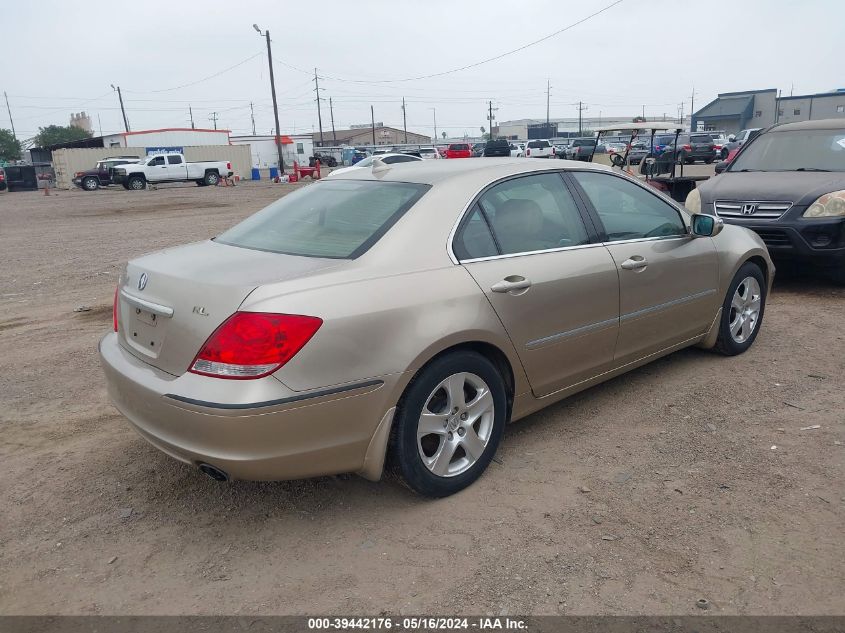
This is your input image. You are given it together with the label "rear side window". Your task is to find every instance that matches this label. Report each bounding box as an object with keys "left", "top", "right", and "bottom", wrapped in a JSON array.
[
  {"left": 477, "top": 174, "right": 589, "bottom": 255},
  {"left": 572, "top": 172, "right": 686, "bottom": 242},
  {"left": 383, "top": 155, "right": 417, "bottom": 164},
  {"left": 167, "top": 155, "right": 183, "bottom": 165},
  {"left": 453, "top": 206, "right": 498, "bottom": 260},
  {"left": 216, "top": 180, "right": 429, "bottom": 259}
]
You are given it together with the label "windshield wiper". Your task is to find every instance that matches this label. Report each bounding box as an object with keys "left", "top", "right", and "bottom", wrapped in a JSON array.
[{"left": 794, "top": 167, "right": 830, "bottom": 172}]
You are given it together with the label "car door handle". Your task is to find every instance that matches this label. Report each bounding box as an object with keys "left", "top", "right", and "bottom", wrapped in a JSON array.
[
  {"left": 491, "top": 276, "right": 532, "bottom": 293},
  {"left": 620, "top": 256, "right": 648, "bottom": 270}
]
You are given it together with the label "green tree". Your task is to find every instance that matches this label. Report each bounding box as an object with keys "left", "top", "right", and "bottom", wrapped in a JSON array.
[
  {"left": 0, "top": 128, "right": 21, "bottom": 162},
  {"left": 33, "top": 124, "right": 92, "bottom": 148}
]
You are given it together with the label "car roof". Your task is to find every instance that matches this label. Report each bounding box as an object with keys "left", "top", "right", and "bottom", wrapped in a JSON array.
[
  {"left": 330, "top": 156, "right": 611, "bottom": 185},
  {"left": 771, "top": 118, "right": 845, "bottom": 132}
]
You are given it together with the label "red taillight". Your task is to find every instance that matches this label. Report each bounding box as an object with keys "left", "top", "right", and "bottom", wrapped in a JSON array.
[
  {"left": 189, "top": 312, "right": 322, "bottom": 379},
  {"left": 113, "top": 285, "right": 119, "bottom": 332},
  {"left": 526, "top": 149, "right": 531, "bottom": 156},
  {"left": 226, "top": 162, "right": 232, "bottom": 170},
  {"left": 683, "top": 144, "right": 692, "bottom": 151}
]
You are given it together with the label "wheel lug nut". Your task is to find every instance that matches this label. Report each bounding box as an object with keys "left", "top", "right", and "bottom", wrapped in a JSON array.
[
  {"left": 447, "top": 432, "right": 453, "bottom": 441},
  {"left": 443, "top": 420, "right": 448, "bottom": 427},
  {"left": 452, "top": 407, "right": 459, "bottom": 414},
  {"left": 460, "top": 412, "right": 468, "bottom": 421},
  {"left": 457, "top": 428, "right": 466, "bottom": 437}
]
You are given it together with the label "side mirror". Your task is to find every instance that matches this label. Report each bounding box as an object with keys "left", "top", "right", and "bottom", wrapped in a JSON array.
[
  {"left": 728, "top": 135, "right": 736, "bottom": 142},
  {"left": 690, "top": 213, "right": 724, "bottom": 237},
  {"left": 714, "top": 161, "right": 728, "bottom": 174}
]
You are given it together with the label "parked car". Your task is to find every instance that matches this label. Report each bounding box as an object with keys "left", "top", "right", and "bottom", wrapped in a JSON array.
[
  {"left": 661, "top": 133, "right": 717, "bottom": 164},
  {"left": 483, "top": 139, "right": 512, "bottom": 157},
  {"left": 327, "top": 153, "right": 422, "bottom": 177},
  {"left": 445, "top": 143, "right": 472, "bottom": 159},
  {"left": 0, "top": 164, "right": 38, "bottom": 191},
  {"left": 720, "top": 128, "right": 763, "bottom": 159},
  {"left": 101, "top": 158, "right": 772, "bottom": 497},
  {"left": 72, "top": 156, "right": 141, "bottom": 191},
  {"left": 510, "top": 142, "right": 525, "bottom": 158},
  {"left": 418, "top": 147, "right": 441, "bottom": 160},
  {"left": 111, "top": 153, "right": 233, "bottom": 190},
  {"left": 437, "top": 146, "right": 449, "bottom": 158},
  {"left": 552, "top": 140, "right": 571, "bottom": 156},
  {"left": 310, "top": 152, "right": 338, "bottom": 168},
  {"left": 0, "top": 167, "right": 6, "bottom": 191},
  {"left": 524, "top": 139, "right": 555, "bottom": 158},
  {"left": 709, "top": 133, "right": 730, "bottom": 158},
  {"left": 472, "top": 143, "right": 486, "bottom": 157},
  {"left": 565, "top": 138, "right": 598, "bottom": 161},
  {"left": 688, "top": 118, "right": 845, "bottom": 282}
]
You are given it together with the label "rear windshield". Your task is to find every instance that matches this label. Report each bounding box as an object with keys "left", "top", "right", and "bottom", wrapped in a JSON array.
[
  {"left": 527, "top": 141, "right": 550, "bottom": 148},
  {"left": 419, "top": 148, "right": 436, "bottom": 153},
  {"left": 215, "top": 180, "right": 430, "bottom": 258},
  {"left": 691, "top": 134, "right": 713, "bottom": 143},
  {"left": 486, "top": 139, "right": 509, "bottom": 147},
  {"left": 450, "top": 144, "right": 469, "bottom": 150},
  {"left": 574, "top": 139, "right": 596, "bottom": 147},
  {"left": 730, "top": 129, "right": 845, "bottom": 173}
]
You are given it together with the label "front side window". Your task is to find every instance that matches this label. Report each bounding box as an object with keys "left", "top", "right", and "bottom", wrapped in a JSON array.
[
  {"left": 572, "top": 172, "right": 686, "bottom": 242},
  {"left": 476, "top": 173, "right": 590, "bottom": 255},
  {"left": 148, "top": 156, "right": 165, "bottom": 166},
  {"left": 216, "top": 180, "right": 429, "bottom": 258}
]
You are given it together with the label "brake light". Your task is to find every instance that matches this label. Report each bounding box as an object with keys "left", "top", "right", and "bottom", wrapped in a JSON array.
[
  {"left": 190, "top": 312, "right": 322, "bottom": 379},
  {"left": 113, "top": 285, "right": 119, "bottom": 332},
  {"left": 226, "top": 162, "right": 232, "bottom": 170},
  {"left": 683, "top": 144, "right": 692, "bottom": 151}
]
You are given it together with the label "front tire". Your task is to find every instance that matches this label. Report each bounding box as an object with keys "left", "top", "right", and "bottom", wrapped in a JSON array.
[
  {"left": 81, "top": 177, "right": 99, "bottom": 191},
  {"left": 389, "top": 351, "right": 507, "bottom": 497},
  {"left": 127, "top": 176, "right": 145, "bottom": 191},
  {"left": 714, "top": 262, "right": 767, "bottom": 355}
]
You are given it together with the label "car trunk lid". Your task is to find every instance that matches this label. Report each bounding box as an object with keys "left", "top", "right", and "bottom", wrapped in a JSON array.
[{"left": 117, "top": 240, "right": 340, "bottom": 376}]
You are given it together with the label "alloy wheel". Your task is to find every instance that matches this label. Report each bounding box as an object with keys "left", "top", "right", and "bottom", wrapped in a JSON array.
[
  {"left": 417, "top": 372, "right": 495, "bottom": 478},
  {"left": 729, "top": 276, "right": 762, "bottom": 343}
]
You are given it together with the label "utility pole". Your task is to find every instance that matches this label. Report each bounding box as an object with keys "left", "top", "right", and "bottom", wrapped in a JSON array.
[
  {"left": 249, "top": 102, "right": 255, "bottom": 135},
  {"left": 577, "top": 101, "right": 587, "bottom": 136},
  {"left": 546, "top": 79, "right": 551, "bottom": 130},
  {"left": 254, "top": 25, "right": 284, "bottom": 172},
  {"left": 642, "top": 104, "right": 645, "bottom": 120},
  {"left": 209, "top": 112, "right": 219, "bottom": 130},
  {"left": 111, "top": 84, "right": 129, "bottom": 132},
  {"left": 488, "top": 101, "right": 494, "bottom": 139},
  {"left": 189, "top": 105, "right": 195, "bottom": 129},
  {"left": 429, "top": 107, "right": 437, "bottom": 142},
  {"left": 371, "top": 105, "right": 376, "bottom": 145},
  {"left": 314, "top": 68, "right": 324, "bottom": 146},
  {"left": 97, "top": 113, "right": 103, "bottom": 137},
  {"left": 3, "top": 92, "right": 16, "bottom": 140},
  {"left": 402, "top": 97, "right": 408, "bottom": 143},
  {"left": 329, "top": 97, "right": 336, "bottom": 143}
]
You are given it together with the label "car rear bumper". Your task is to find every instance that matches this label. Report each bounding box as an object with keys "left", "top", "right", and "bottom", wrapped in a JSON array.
[
  {"left": 723, "top": 218, "right": 845, "bottom": 268},
  {"left": 99, "top": 332, "right": 399, "bottom": 481}
]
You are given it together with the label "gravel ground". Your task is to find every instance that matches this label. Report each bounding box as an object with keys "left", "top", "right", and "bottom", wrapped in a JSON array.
[{"left": 0, "top": 178, "right": 843, "bottom": 616}]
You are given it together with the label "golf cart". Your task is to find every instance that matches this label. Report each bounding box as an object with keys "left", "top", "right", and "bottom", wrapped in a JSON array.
[{"left": 587, "top": 122, "right": 709, "bottom": 203}]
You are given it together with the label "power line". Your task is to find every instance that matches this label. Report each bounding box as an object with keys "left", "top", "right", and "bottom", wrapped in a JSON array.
[
  {"left": 314, "top": 0, "right": 625, "bottom": 84},
  {"left": 124, "top": 52, "right": 264, "bottom": 94}
]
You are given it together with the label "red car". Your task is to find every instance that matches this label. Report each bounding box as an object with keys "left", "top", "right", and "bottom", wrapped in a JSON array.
[{"left": 445, "top": 143, "right": 472, "bottom": 159}]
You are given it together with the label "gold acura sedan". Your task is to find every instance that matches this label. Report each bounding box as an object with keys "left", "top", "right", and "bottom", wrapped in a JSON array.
[{"left": 100, "top": 158, "right": 772, "bottom": 497}]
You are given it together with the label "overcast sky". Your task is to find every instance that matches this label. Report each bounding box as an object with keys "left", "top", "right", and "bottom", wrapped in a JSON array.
[{"left": 3, "top": 0, "right": 841, "bottom": 141}]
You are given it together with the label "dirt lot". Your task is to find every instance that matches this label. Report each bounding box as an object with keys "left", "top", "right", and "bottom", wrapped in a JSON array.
[{"left": 0, "top": 179, "right": 843, "bottom": 616}]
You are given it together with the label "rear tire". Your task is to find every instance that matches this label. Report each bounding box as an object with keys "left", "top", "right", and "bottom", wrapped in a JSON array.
[
  {"left": 204, "top": 171, "right": 220, "bottom": 186},
  {"left": 388, "top": 351, "right": 507, "bottom": 497},
  {"left": 714, "top": 262, "right": 767, "bottom": 356},
  {"left": 127, "top": 176, "right": 145, "bottom": 191},
  {"left": 81, "top": 176, "right": 99, "bottom": 191}
]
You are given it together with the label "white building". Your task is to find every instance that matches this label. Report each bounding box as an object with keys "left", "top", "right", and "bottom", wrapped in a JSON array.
[
  {"left": 100, "top": 127, "right": 231, "bottom": 152},
  {"left": 229, "top": 134, "right": 314, "bottom": 169}
]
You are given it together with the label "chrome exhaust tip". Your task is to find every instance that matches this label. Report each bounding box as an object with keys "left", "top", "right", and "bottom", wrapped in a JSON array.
[{"left": 198, "top": 463, "right": 229, "bottom": 482}]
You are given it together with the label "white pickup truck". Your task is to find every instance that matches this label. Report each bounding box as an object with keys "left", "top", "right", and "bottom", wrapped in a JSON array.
[{"left": 111, "top": 153, "right": 233, "bottom": 190}]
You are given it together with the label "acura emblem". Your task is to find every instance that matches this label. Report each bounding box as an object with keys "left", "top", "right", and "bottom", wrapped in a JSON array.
[
  {"left": 138, "top": 273, "right": 148, "bottom": 291},
  {"left": 741, "top": 203, "right": 757, "bottom": 215}
]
